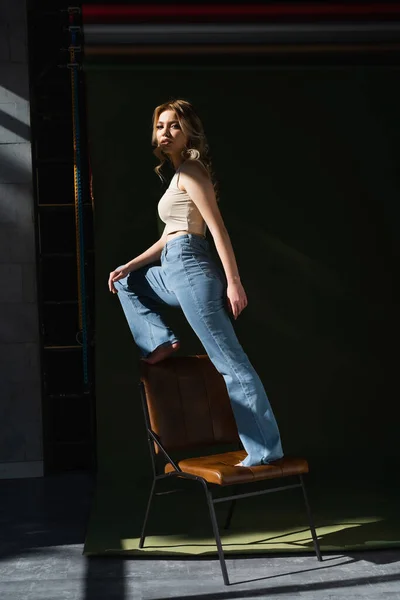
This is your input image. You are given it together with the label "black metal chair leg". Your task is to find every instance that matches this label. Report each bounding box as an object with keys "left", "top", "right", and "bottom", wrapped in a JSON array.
[
  {"left": 203, "top": 484, "right": 230, "bottom": 585},
  {"left": 299, "top": 475, "right": 322, "bottom": 561},
  {"left": 139, "top": 478, "right": 157, "bottom": 548},
  {"left": 224, "top": 499, "right": 236, "bottom": 530}
]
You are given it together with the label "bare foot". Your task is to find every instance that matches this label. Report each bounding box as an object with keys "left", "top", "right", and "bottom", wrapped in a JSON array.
[{"left": 142, "top": 341, "right": 180, "bottom": 365}]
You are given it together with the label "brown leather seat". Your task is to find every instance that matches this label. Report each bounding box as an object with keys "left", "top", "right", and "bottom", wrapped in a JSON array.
[{"left": 165, "top": 452, "right": 309, "bottom": 486}]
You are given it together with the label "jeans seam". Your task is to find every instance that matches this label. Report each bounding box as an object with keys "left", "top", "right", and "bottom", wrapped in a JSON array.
[
  {"left": 181, "top": 256, "right": 269, "bottom": 458},
  {"left": 192, "top": 254, "right": 217, "bottom": 280},
  {"left": 189, "top": 240, "right": 220, "bottom": 281},
  {"left": 130, "top": 295, "right": 156, "bottom": 348}
]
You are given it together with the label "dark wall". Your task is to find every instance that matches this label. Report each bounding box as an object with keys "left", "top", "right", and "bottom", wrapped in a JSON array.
[{"left": 86, "top": 66, "right": 399, "bottom": 481}]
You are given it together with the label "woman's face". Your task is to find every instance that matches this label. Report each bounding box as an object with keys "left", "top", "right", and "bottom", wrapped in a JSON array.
[{"left": 156, "top": 109, "right": 188, "bottom": 156}]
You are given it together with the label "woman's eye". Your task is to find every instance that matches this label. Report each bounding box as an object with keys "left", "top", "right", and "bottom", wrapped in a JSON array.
[{"left": 156, "top": 124, "right": 180, "bottom": 130}]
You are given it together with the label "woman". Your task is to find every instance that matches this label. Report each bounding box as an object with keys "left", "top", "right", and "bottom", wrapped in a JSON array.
[{"left": 108, "top": 99, "right": 283, "bottom": 468}]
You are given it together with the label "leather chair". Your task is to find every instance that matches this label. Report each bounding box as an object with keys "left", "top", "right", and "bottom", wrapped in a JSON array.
[{"left": 138, "top": 354, "right": 322, "bottom": 585}]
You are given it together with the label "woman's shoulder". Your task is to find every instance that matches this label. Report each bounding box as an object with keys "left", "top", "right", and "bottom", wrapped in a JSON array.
[{"left": 179, "top": 158, "right": 210, "bottom": 179}]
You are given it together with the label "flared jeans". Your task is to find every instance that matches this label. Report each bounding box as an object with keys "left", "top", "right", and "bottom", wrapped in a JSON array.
[{"left": 114, "top": 233, "right": 284, "bottom": 467}]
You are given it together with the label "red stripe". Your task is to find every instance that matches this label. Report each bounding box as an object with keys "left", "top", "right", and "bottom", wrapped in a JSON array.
[{"left": 82, "top": 4, "right": 400, "bottom": 22}]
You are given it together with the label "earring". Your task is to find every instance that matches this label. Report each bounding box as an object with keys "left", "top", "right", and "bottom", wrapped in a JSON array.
[{"left": 181, "top": 147, "right": 200, "bottom": 160}]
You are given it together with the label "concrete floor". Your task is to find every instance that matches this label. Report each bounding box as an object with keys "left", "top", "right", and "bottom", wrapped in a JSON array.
[{"left": 1, "top": 473, "right": 400, "bottom": 600}]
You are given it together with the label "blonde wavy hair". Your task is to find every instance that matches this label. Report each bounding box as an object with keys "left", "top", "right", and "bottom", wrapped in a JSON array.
[{"left": 151, "top": 99, "right": 219, "bottom": 202}]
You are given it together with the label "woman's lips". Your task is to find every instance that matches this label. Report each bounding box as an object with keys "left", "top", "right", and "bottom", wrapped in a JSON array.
[{"left": 161, "top": 140, "right": 172, "bottom": 144}]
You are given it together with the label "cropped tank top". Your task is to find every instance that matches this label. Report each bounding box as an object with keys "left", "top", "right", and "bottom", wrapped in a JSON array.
[{"left": 157, "top": 162, "right": 207, "bottom": 237}]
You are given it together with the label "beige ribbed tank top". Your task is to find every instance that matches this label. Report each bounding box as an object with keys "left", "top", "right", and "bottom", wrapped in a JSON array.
[{"left": 158, "top": 161, "right": 207, "bottom": 237}]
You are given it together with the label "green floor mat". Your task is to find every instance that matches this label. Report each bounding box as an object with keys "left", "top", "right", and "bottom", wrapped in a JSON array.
[{"left": 84, "top": 477, "right": 400, "bottom": 556}]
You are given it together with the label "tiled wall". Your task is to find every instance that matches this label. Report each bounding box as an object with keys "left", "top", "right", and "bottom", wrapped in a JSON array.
[{"left": 0, "top": 0, "right": 43, "bottom": 478}]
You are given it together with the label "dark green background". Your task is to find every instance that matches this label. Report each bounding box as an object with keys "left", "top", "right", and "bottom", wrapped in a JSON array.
[{"left": 85, "top": 66, "right": 399, "bottom": 483}]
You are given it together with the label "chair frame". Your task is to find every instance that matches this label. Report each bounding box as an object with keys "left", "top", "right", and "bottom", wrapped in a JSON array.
[{"left": 138, "top": 378, "right": 322, "bottom": 586}]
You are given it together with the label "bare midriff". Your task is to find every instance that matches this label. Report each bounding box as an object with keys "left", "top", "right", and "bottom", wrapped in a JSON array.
[{"left": 165, "top": 230, "right": 206, "bottom": 244}]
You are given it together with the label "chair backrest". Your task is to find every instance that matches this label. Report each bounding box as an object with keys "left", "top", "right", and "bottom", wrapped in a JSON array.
[{"left": 139, "top": 354, "right": 240, "bottom": 454}]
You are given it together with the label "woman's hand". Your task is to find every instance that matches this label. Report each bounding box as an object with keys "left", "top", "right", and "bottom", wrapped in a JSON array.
[
  {"left": 226, "top": 281, "right": 248, "bottom": 320},
  {"left": 108, "top": 265, "right": 130, "bottom": 294}
]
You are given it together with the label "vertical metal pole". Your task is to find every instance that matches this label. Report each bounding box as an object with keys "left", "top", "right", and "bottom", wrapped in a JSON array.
[
  {"left": 299, "top": 475, "right": 322, "bottom": 561},
  {"left": 69, "top": 18, "right": 89, "bottom": 386}
]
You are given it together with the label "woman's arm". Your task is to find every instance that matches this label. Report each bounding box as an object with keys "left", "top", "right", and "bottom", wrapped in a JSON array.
[
  {"left": 179, "top": 162, "right": 247, "bottom": 319},
  {"left": 125, "top": 226, "right": 167, "bottom": 272},
  {"left": 108, "top": 227, "right": 167, "bottom": 293},
  {"left": 179, "top": 162, "right": 241, "bottom": 284}
]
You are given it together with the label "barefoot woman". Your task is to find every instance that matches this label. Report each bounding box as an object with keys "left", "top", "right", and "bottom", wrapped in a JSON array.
[{"left": 108, "top": 99, "right": 284, "bottom": 468}]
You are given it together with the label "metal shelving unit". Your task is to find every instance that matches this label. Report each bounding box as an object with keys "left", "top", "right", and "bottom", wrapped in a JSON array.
[{"left": 27, "top": 1, "right": 96, "bottom": 473}]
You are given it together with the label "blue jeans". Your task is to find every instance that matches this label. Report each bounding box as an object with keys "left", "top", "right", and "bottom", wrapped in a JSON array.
[{"left": 114, "top": 233, "right": 284, "bottom": 467}]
